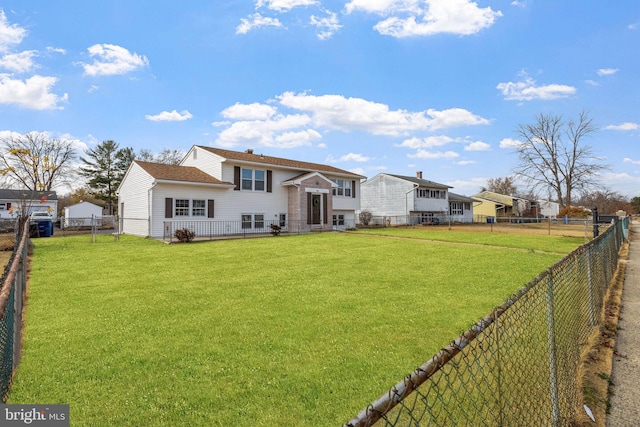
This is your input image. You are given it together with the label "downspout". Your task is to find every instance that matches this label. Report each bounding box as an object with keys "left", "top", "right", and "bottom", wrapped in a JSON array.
[
  {"left": 405, "top": 183, "right": 419, "bottom": 225},
  {"left": 148, "top": 182, "right": 157, "bottom": 238}
]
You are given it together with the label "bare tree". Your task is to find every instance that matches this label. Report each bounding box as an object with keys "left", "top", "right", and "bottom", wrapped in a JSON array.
[
  {"left": 0, "top": 132, "right": 76, "bottom": 191},
  {"left": 486, "top": 176, "right": 518, "bottom": 196},
  {"left": 513, "top": 111, "right": 608, "bottom": 208},
  {"left": 137, "top": 148, "right": 184, "bottom": 165},
  {"left": 577, "top": 189, "right": 632, "bottom": 215}
]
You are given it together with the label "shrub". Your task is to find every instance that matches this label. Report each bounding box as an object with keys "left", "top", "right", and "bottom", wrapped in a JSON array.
[
  {"left": 359, "top": 210, "right": 373, "bottom": 226},
  {"left": 174, "top": 228, "right": 195, "bottom": 243},
  {"left": 558, "top": 206, "right": 590, "bottom": 218}
]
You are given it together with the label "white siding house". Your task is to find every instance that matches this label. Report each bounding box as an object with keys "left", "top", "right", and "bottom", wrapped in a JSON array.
[
  {"left": 0, "top": 189, "right": 58, "bottom": 219},
  {"left": 448, "top": 192, "right": 474, "bottom": 223},
  {"left": 537, "top": 200, "right": 560, "bottom": 218},
  {"left": 118, "top": 146, "right": 364, "bottom": 238},
  {"left": 360, "top": 172, "right": 457, "bottom": 225},
  {"left": 64, "top": 201, "right": 103, "bottom": 227}
]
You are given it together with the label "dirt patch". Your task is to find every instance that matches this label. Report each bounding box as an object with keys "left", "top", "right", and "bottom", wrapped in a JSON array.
[{"left": 572, "top": 236, "right": 629, "bottom": 426}]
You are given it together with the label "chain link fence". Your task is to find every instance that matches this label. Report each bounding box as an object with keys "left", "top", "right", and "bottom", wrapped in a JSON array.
[
  {"left": 345, "top": 217, "right": 628, "bottom": 427},
  {"left": 0, "top": 219, "right": 28, "bottom": 402}
]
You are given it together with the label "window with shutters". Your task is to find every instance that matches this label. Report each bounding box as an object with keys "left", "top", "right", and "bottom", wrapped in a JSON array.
[
  {"left": 331, "top": 179, "right": 352, "bottom": 197},
  {"left": 175, "top": 199, "right": 189, "bottom": 216},
  {"left": 241, "top": 168, "right": 266, "bottom": 192},
  {"left": 192, "top": 199, "right": 205, "bottom": 216}
]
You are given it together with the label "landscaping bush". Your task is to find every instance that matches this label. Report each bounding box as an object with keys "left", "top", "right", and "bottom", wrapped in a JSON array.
[{"left": 174, "top": 228, "right": 195, "bottom": 242}]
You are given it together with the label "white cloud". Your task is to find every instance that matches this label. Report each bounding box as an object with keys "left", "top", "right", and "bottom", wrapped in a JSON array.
[
  {"left": 497, "top": 74, "right": 575, "bottom": 101},
  {"left": 499, "top": 138, "right": 522, "bottom": 148},
  {"left": 623, "top": 158, "right": 640, "bottom": 165},
  {"left": 216, "top": 113, "right": 313, "bottom": 148},
  {"left": 446, "top": 177, "right": 488, "bottom": 195},
  {"left": 0, "top": 10, "right": 27, "bottom": 53},
  {"left": 327, "top": 152, "right": 371, "bottom": 163},
  {"left": 511, "top": 1, "right": 527, "bottom": 7},
  {"left": 464, "top": 141, "right": 490, "bottom": 151},
  {"left": 0, "top": 50, "right": 38, "bottom": 73},
  {"left": 46, "top": 47, "right": 66, "bottom": 55},
  {"left": 221, "top": 102, "right": 277, "bottom": 120},
  {"left": 256, "top": 0, "right": 319, "bottom": 12},
  {"left": 397, "top": 135, "right": 455, "bottom": 149},
  {"left": 278, "top": 92, "right": 488, "bottom": 134},
  {"left": 426, "top": 108, "right": 490, "bottom": 129},
  {"left": 310, "top": 10, "right": 341, "bottom": 40},
  {"left": 214, "top": 92, "right": 489, "bottom": 149},
  {"left": 81, "top": 44, "right": 149, "bottom": 76},
  {"left": 274, "top": 129, "right": 321, "bottom": 148},
  {"left": 585, "top": 79, "right": 599, "bottom": 87},
  {"left": 236, "top": 13, "right": 283, "bottom": 34},
  {"left": 455, "top": 160, "right": 477, "bottom": 165},
  {"left": 0, "top": 74, "right": 67, "bottom": 110},
  {"left": 597, "top": 68, "right": 619, "bottom": 76},
  {"left": 408, "top": 150, "right": 459, "bottom": 159},
  {"left": 145, "top": 110, "right": 193, "bottom": 122},
  {"left": 604, "top": 122, "right": 638, "bottom": 131},
  {"left": 345, "top": 0, "right": 502, "bottom": 38}
]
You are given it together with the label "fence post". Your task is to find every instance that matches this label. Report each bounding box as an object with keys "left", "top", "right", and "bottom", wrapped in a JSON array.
[{"left": 545, "top": 272, "right": 560, "bottom": 426}]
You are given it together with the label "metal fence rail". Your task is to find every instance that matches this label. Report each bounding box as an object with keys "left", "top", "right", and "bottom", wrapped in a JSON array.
[
  {"left": 0, "top": 220, "right": 28, "bottom": 402},
  {"left": 345, "top": 217, "right": 628, "bottom": 427}
]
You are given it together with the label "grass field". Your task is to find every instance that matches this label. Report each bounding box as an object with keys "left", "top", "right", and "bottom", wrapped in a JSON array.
[{"left": 8, "top": 230, "right": 583, "bottom": 426}]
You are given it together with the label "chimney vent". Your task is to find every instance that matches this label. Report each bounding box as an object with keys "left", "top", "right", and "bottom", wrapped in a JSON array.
[{"left": 416, "top": 171, "right": 423, "bottom": 179}]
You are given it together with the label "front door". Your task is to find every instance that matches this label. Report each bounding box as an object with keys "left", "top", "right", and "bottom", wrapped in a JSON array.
[{"left": 311, "top": 194, "right": 322, "bottom": 225}]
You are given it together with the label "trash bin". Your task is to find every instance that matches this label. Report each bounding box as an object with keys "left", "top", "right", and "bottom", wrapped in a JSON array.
[
  {"left": 486, "top": 216, "right": 495, "bottom": 224},
  {"left": 37, "top": 220, "right": 53, "bottom": 237}
]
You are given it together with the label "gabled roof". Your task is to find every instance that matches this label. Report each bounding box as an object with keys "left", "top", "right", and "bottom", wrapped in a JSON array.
[
  {"left": 135, "top": 161, "right": 233, "bottom": 186},
  {"left": 472, "top": 191, "right": 515, "bottom": 206},
  {"left": 0, "top": 189, "right": 58, "bottom": 201},
  {"left": 386, "top": 174, "right": 452, "bottom": 189},
  {"left": 448, "top": 192, "right": 474, "bottom": 203},
  {"left": 197, "top": 146, "right": 364, "bottom": 179}
]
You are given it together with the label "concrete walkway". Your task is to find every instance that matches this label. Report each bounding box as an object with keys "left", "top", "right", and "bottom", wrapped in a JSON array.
[{"left": 607, "top": 220, "right": 640, "bottom": 426}]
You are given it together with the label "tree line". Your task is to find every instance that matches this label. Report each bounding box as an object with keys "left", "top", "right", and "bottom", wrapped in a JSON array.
[
  {"left": 1, "top": 111, "right": 639, "bottom": 216},
  {"left": 0, "top": 134, "right": 184, "bottom": 215}
]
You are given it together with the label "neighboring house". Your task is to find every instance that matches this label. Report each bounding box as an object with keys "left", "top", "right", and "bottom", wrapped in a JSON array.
[
  {"left": 537, "top": 200, "right": 560, "bottom": 218},
  {"left": 117, "top": 146, "right": 364, "bottom": 238},
  {"left": 448, "top": 192, "right": 474, "bottom": 223},
  {"left": 360, "top": 172, "right": 457, "bottom": 225},
  {"left": 472, "top": 191, "right": 538, "bottom": 222},
  {"left": 64, "top": 201, "right": 103, "bottom": 227},
  {"left": 0, "top": 189, "right": 58, "bottom": 219}
]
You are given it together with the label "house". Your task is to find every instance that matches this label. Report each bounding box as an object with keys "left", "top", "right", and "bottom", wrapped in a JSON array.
[
  {"left": 537, "top": 200, "right": 560, "bottom": 218},
  {"left": 448, "top": 192, "right": 474, "bottom": 223},
  {"left": 360, "top": 172, "right": 467, "bottom": 225},
  {"left": 117, "top": 146, "right": 364, "bottom": 238},
  {"left": 0, "top": 189, "right": 58, "bottom": 219},
  {"left": 472, "top": 191, "right": 537, "bottom": 222},
  {"left": 64, "top": 201, "right": 104, "bottom": 227}
]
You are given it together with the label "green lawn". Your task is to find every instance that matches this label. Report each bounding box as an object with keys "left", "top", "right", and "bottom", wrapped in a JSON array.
[{"left": 9, "top": 232, "right": 573, "bottom": 426}]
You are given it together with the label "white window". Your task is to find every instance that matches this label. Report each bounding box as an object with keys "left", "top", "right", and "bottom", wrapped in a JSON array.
[
  {"left": 333, "top": 214, "right": 345, "bottom": 226},
  {"left": 332, "top": 179, "right": 352, "bottom": 197},
  {"left": 279, "top": 214, "right": 287, "bottom": 227},
  {"left": 241, "top": 214, "right": 265, "bottom": 229},
  {"left": 192, "top": 200, "right": 205, "bottom": 217},
  {"left": 175, "top": 199, "right": 189, "bottom": 216},
  {"left": 417, "top": 189, "right": 429, "bottom": 198},
  {"left": 0, "top": 203, "right": 5, "bottom": 210},
  {"left": 450, "top": 202, "right": 463, "bottom": 216},
  {"left": 241, "top": 168, "right": 266, "bottom": 191}
]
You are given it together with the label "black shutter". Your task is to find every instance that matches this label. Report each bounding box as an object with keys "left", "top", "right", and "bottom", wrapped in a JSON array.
[
  {"left": 207, "top": 200, "right": 215, "bottom": 218},
  {"left": 165, "top": 198, "right": 173, "bottom": 218},
  {"left": 234, "top": 166, "right": 240, "bottom": 191},
  {"left": 352, "top": 180, "right": 356, "bottom": 198},
  {"left": 323, "top": 193, "right": 328, "bottom": 224},
  {"left": 307, "top": 193, "right": 312, "bottom": 225},
  {"left": 267, "top": 170, "right": 272, "bottom": 193}
]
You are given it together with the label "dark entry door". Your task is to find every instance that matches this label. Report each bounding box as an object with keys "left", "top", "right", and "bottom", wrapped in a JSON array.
[{"left": 311, "top": 194, "right": 322, "bottom": 224}]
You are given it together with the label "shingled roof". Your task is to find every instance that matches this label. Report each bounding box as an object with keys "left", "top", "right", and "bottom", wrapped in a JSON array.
[
  {"left": 135, "top": 161, "right": 232, "bottom": 185},
  {"left": 198, "top": 146, "right": 364, "bottom": 178},
  {"left": 387, "top": 174, "right": 452, "bottom": 189}
]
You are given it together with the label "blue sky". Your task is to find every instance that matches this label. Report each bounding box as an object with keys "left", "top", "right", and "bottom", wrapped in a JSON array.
[{"left": 0, "top": 1, "right": 639, "bottom": 198}]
